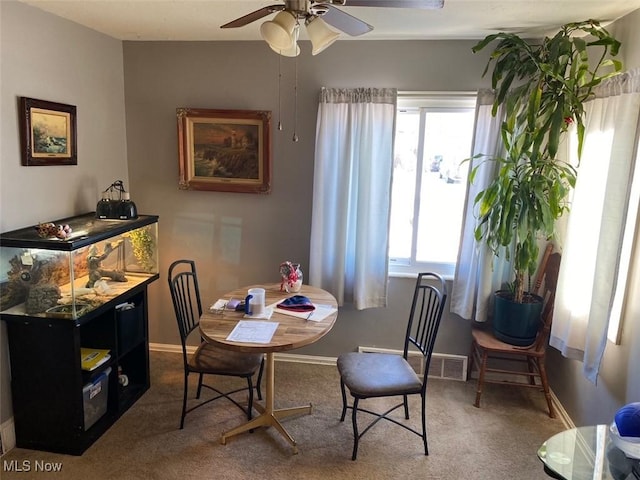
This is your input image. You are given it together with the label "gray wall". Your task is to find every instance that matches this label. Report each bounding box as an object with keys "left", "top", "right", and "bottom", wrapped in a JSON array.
[
  {"left": 2, "top": 0, "right": 640, "bottom": 436},
  {"left": 122, "top": 39, "right": 489, "bottom": 359},
  {"left": 0, "top": 2, "right": 129, "bottom": 427}
]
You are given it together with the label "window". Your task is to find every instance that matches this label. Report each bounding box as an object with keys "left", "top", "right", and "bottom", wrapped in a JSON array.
[{"left": 389, "top": 93, "right": 476, "bottom": 278}]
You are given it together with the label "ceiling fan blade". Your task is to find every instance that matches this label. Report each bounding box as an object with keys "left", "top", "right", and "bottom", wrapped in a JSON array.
[
  {"left": 221, "top": 5, "right": 285, "bottom": 29},
  {"left": 338, "top": 0, "right": 444, "bottom": 8},
  {"left": 320, "top": 4, "right": 373, "bottom": 36}
]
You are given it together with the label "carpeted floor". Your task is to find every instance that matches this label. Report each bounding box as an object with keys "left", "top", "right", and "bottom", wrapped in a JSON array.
[{"left": 1, "top": 350, "right": 566, "bottom": 479}]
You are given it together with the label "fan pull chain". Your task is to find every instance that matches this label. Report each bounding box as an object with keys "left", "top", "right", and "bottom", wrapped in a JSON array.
[
  {"left": 277, "top": 53, "right": 283, "bottom": 131},
  {"left": 292, "top": 51, "right": 299, "bottom": 142}
]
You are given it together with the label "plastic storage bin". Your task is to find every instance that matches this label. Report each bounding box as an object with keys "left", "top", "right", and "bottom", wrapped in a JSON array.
[{"left": 83, "top": 367, "right": 111, "bottom": 430}]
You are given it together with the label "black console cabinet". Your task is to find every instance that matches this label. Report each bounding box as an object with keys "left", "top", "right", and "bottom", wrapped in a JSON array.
[{"left": 4, "top": 283, "right": 156, "bottom": 454}]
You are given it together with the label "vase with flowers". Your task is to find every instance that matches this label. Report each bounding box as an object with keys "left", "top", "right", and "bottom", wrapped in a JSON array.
[{"left": 279, "top": 261, "right": 303, "bottom": 293}]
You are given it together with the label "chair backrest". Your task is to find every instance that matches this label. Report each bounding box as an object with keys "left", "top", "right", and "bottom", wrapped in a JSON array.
[
  {"left": 403, "top": 272, "right": 448, "bottom": 384},
  {"left": 532, "top": 243, "right": 554, "bottom": 293},
  {"left": 168, "top": 259, "right": 203, "bottom": 349},
  {"left": 531, "top": 251, "right": 561, "bottom": 353}
]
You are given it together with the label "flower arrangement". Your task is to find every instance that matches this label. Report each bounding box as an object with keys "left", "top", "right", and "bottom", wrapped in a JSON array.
[{"left": 279, "top": 261, "right": 302, "bottom": 293}]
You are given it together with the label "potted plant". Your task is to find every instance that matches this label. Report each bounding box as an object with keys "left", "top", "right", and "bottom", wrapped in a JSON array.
[
  {"left": 126, "top": 226, "right": 155, "bottom": 273},
  {"left": 469, "top": 20, "right": 622, "bottom": 345}
]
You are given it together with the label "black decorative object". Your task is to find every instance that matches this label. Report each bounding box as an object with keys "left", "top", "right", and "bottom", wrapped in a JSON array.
[{"left": 96, "top": 180, "right": 138, "bottom": 220}]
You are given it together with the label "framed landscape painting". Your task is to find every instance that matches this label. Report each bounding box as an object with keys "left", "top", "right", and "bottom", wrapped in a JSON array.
[
  {"left": 177, "top": 108, "right": 272, "bottom": 194},
  {"left": 20, "top": 97, "right": 77, "bottom": 166}
]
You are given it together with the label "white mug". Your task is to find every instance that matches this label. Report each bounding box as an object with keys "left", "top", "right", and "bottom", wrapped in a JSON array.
[{"left": 245, "top": 287, "right": 265, "bottom": 316}]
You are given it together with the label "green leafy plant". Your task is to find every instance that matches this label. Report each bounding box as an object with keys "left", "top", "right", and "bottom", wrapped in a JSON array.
[
  {"left": 127, "top": 227, "right": 155, "bottom": 272},
  {"left": 470, "top": 20, "right": 622, "bottom": 303}
]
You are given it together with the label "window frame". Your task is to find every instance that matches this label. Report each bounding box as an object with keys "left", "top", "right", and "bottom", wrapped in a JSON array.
[{"left": 388, "top": 92, "right": 477, "bottom": 280}]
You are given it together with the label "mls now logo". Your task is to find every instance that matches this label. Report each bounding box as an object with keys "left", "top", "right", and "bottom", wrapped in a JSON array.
[{"left": 3, "top": 459, "right": 63, "bottom": 472}]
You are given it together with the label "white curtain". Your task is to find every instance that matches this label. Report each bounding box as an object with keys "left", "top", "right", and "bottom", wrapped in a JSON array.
[
  {"left": 550, "top": 68, "right": 640, "bottom": 383},
  {"left": 451, "top": 90, "right": 512, "bottom": 322},
  {"left": 309, "top": 87, "right": 397, "bottom": 309}
]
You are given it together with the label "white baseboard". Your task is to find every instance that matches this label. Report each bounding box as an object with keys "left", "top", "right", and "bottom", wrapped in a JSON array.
[
  {"left": 149, "top": 343, "right": 338, "bottom": 365},
  {"left": 551, "top": 390, "right": 575, "bottom": 429},
  {"left": 149, "top": 342, "right": 185, "bottom": 354},
  {"left": 273, "top": 352, "right": 337, "bottom": 365}
]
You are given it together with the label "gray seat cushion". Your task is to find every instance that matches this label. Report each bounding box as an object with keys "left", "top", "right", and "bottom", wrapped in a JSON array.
[
  {"left": 337, "top": 352, "right": 422, "bottom": 398},
  {"left": 189, "top": 342, "right": 263, "bottom": 376}
]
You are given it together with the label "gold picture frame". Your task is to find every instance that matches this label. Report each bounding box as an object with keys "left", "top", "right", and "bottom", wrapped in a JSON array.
[
  {"left": 177, "top": 108, "right": 272, "bottom": 194},
  {"left": 20, "top": 97, "right": 77, "bottom": 166}
]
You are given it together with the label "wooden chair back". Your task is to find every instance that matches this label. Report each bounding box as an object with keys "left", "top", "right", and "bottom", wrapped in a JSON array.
[{"left": 530, "top": 249, "right": 561, "bottom": 354}]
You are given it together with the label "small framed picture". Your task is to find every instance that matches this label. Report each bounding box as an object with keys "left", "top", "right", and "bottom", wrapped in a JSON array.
[
  {"left": 19, "top": 97, "right": 77, "bottom": 166},
  {"left": 177, "top": 108, "right": 272, "bottom": 194}
]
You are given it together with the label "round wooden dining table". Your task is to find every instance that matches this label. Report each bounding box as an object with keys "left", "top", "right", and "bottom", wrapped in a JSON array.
[{"left": 199, "top": 283, "right": 338, "bottom": 454}]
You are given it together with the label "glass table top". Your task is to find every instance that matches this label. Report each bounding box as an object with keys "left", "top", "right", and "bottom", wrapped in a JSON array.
[{"left": 538, "top": 425, "right": 640, "bottom": 480}]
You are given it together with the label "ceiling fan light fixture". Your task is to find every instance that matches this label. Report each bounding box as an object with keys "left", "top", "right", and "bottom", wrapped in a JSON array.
[
  {"left": 269, "top": 30, "right": 300, "bottom": 57},
  {"left": 260, "top": 11, "right": 298, "bottom": 51},
  {"left": 270, "top": 43, "right": 300, "bottom": 57},
  {"left": 307, "top": 17, "right": 340, "bottom": 55}
]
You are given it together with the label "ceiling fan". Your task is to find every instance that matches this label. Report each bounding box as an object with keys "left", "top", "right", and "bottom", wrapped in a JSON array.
[{"left": 221, "top": 0, "right": 445, "bottom": 55}]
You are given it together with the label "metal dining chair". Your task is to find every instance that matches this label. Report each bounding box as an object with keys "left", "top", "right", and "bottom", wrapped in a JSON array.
[
  {"left": 337, "top": 272, "right": 447, "bottom": 460},
  {"left": 168, "top": 259, "right": 264, "bottom": 429}
]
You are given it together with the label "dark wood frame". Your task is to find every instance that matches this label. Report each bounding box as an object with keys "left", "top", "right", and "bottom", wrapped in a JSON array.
[
  {"left": 177, "top": 108, "right": 272, "bottom": 194},
  {"left": 19, "top": 97, "right": 77, "bottom": 166}
]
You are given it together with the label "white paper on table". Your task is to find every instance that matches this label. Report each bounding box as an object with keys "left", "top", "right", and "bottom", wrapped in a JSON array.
[
  {"left": 243, "top": 307, "right": 274, "bottom": 320},
  {"left": 267, "top": 299, "right": 337, "bottom": 322},
  {"left": 226, "top": 320, "right": 279, "bottom": 343}
]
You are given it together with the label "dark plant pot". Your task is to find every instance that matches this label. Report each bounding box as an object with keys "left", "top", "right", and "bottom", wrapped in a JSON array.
[{"left": 492, "top": 290, "right": 543, "bottom": 346}]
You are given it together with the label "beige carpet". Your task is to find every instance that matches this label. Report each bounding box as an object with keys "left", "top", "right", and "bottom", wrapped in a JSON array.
[{"left": 1, "top": 351, "right": 566, "bottom": 479}]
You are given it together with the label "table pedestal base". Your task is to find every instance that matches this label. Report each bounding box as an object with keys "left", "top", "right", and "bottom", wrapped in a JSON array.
[{"left": 220, "top": 352, "right": 312, "bottom": 454}]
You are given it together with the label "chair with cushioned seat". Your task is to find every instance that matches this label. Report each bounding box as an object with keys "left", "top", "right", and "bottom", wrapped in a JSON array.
[
  {"left": 168, "top": 259, "right": 264, "bottom": 429},
  {"left": 337, "top": 272, "right": 447, "bottom": 460}
]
